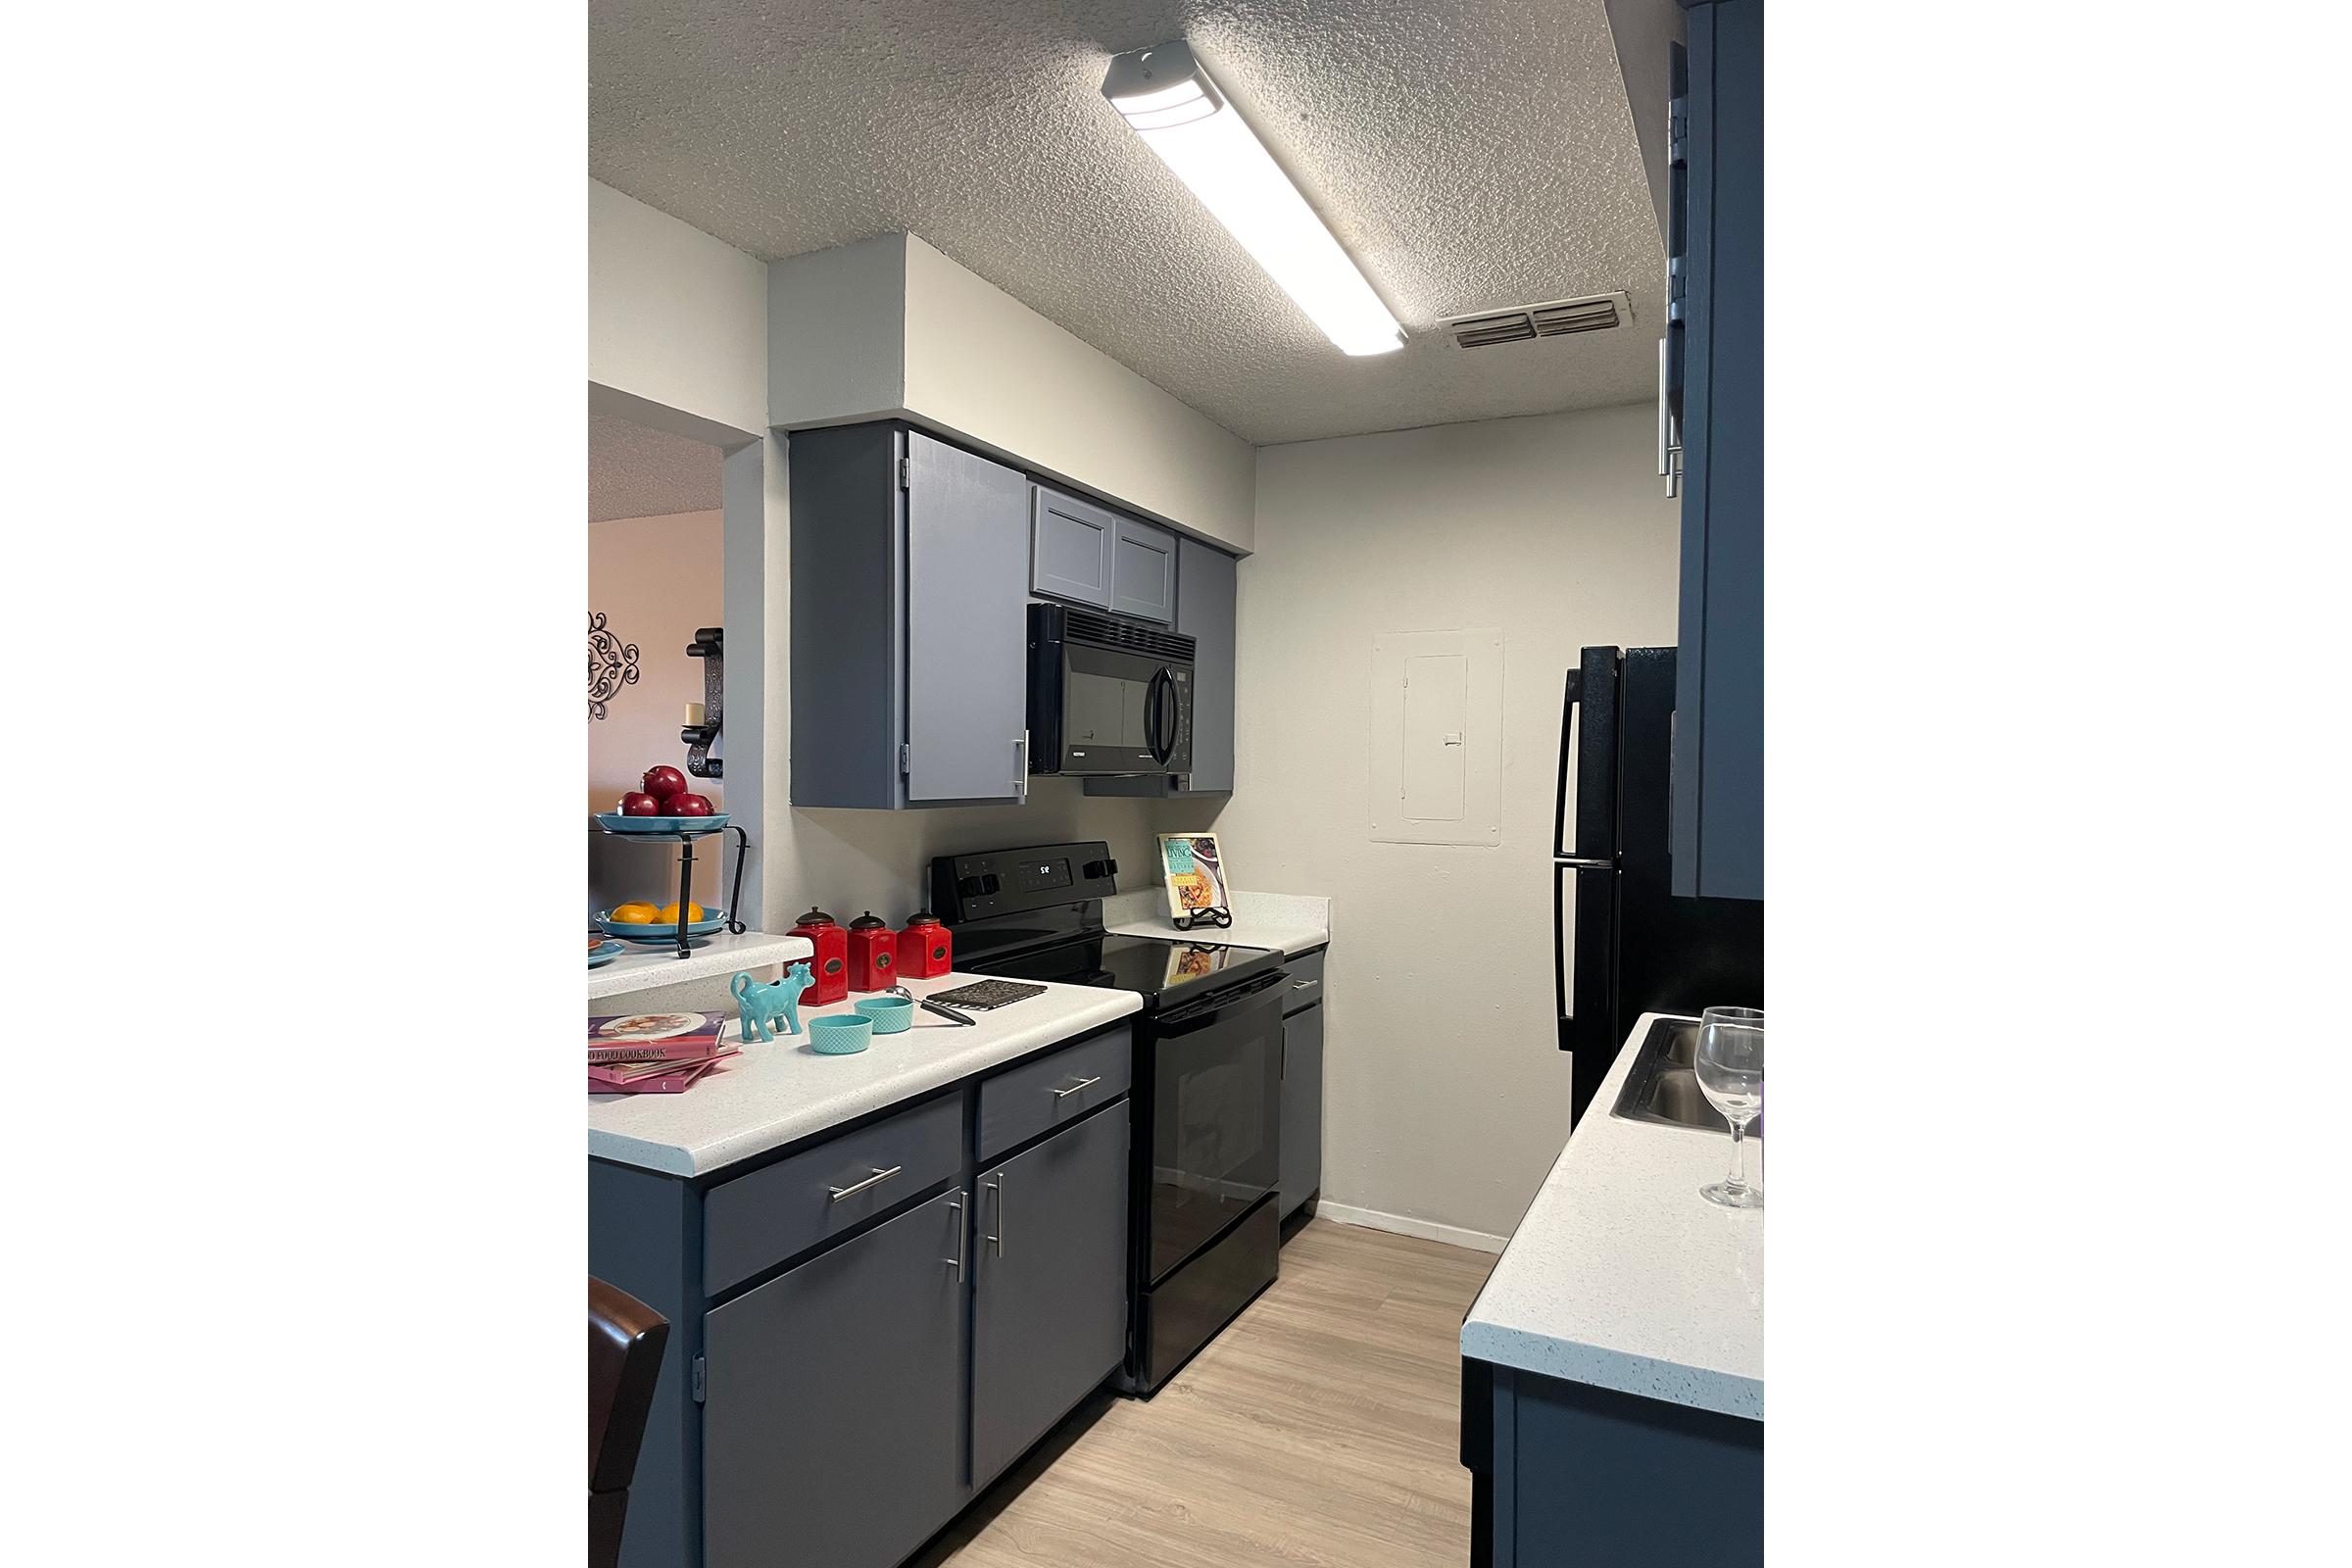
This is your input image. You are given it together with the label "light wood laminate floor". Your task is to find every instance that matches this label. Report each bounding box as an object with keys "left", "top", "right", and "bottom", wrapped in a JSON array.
[{"left": 911, "top": 1217, "right": 1497, "bottom": 1568}]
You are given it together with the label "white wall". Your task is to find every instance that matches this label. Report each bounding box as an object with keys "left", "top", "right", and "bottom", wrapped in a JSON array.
[
  {"left": 900, "top": 235, "right": 1256, "bottom": 554},
  {"left": 1207, "top": 404, "right": 1683, "bottom": 1243},
  {"left": 766, "top": 232, "right": 1258, "bottom": 553},
  {"left": 590, "top": 179, "right": 768, "bottom": 439}
]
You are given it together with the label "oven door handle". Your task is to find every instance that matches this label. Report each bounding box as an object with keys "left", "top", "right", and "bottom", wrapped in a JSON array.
[{"left": 1155, "top": 967, "right": 1289, "bottom": 1030}]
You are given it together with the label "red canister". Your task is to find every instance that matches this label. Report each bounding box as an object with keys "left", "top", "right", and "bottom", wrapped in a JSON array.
[
  {"left": 896, "top": 910, "right": 952, "bottom": 979},
  {"left": 847, "top": 912, "right": 898, "bottom": 992},
  {"left": 787, "top": 906, "right": 850, "bottom": 1004}
]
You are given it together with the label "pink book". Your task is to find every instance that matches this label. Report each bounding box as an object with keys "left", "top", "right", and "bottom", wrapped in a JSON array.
[
  {"left": 589, "top": 1055, "right": 730, "bottom": 1095},
  {"left": 589, "top": 1010, "right": 727, "bottom": 1065}
]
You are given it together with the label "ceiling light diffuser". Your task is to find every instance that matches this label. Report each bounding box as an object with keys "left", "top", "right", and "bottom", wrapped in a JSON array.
[{"left": 1102, "top": 41, "right": 1404, "bottom": 357}]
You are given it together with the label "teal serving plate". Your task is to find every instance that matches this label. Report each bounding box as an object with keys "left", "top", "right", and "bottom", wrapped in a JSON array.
[
  {"left": 597, "top": 906, "right": 730, "bottom": 942},
  {"left": 588, "top": 940, "right": 627, "bottom": 968},
  {"left": 596, "top": 810, "right": 732, "bottom": 835},
  {"left": 854, "top": 997, "right": 915, "bottom": 1035},
  {"left": 808, "top": 1016, "right": 872, "bottom": 1055}
]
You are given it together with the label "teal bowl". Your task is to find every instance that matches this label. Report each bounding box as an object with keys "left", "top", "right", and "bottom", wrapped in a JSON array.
[
  {"left": 855, "top": 997, "right": 915, "bottom": 1035},
  {"left": 808, "top": 1016, "right": 872, "bottom": 1055}
]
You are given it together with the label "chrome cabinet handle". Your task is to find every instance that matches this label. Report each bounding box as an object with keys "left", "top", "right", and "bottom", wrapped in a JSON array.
[
  {"left": 1013, "top": 730, "right": 1029, "bottom": 802},
  {"left": 827, "top": 1165, "right": 901, "bottom": 1202},
  {"left": 1657, "top": 335, "right": 1683, "bottom": 499},
  {"left": 943, "top": 1190, "right": 966, "bottom": 1280},
  {"left": 1050, "top": 1076, "right": 1102, "bottom": 1100},
  {"left": 1292, "top": 980, "right": 1315, "bottom": 991},
  {"left": 983, "top": 1176, "right": 1004, "bottom": 1255}
]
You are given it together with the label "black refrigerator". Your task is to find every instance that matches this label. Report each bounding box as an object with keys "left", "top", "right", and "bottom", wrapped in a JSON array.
[{"left": 1554, "top": 646, "right": 1764, "bottom": 1123}]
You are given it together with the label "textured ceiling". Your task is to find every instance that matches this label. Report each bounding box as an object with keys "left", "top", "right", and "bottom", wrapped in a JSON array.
[
  {"left": 589, "top": 412, "right": 724, "bottom": 522},
  {"left": 590, "top": 0, "right": 1663, "bottom": 445}
]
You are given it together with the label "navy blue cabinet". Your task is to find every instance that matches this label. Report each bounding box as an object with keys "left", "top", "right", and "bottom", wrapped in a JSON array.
[{"left": 1668, "top": 0, "right": 1763, "bottom": 901}]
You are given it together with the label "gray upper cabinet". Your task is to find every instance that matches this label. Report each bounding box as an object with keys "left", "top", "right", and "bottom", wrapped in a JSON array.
[
  {"left": 971, "top": 1106, "right": 1130, "bottom": 1489},
  {"left": 790, "top": 423, "right": 1031, "bottom": 808},
  {"left": 1030, "top": 485, "right": 1117, "bottom": 608},
  {"left": 1109, "top": 514, "right": 1177, "bottom": 624},
  {"left": 1087, "top": 533, "right": 1238, "bottom": 797},
  {"left": 702, "top": 1189, "right": 970, "bottom": 1568}
]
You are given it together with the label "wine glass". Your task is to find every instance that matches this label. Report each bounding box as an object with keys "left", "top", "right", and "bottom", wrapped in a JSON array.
[{"left": 1694, "top": 1006, "right": 1764, "bottom": 1208}]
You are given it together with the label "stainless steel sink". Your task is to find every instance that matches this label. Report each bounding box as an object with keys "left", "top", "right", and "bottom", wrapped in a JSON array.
[{"left": 1608, "top": 1016, "right": 1761, "bottom": 1137}]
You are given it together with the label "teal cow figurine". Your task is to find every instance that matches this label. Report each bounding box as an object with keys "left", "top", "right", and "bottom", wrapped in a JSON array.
[{"left": 732, "top": 962, "right": 812, "bottom": 1042}]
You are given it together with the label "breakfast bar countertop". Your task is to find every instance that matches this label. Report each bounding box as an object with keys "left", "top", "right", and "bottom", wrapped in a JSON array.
[{"left": 587, "top": 972, "right": 1143, "bottom": 1178}]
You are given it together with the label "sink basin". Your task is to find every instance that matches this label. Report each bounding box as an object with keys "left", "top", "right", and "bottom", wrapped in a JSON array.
[{"left": 1608, "top": 1017, "right": 1762, "bottom": 1137}]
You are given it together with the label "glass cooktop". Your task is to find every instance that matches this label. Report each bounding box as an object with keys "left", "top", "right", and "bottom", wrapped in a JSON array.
[{"left": 965, "top": 932, "right": 1279, "bottom": 1008}]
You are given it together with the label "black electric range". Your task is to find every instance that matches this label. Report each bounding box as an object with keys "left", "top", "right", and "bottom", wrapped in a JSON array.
[{"left": 932, "top": 841, "right": 1290, "bottom": 1396}]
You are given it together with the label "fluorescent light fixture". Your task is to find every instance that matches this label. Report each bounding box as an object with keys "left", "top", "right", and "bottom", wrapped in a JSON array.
[{"left": 1102, "top": 41, "right": 1404, "bottom": 357}]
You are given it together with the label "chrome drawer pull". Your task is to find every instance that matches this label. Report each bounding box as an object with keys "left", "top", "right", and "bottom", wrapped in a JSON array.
[
  {"left": 827, "top": 1165, "right": 902, "bottom": 1202},
  {"left": 1050, "top": 1076, "right": 1102, "bottom": 1100},
  {"left": 1292, "top": 980, "right": 1315, "bottom": 990}
]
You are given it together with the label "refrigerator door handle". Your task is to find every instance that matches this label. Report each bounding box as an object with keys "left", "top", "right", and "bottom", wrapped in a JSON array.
[{"left": 1550, "top": 667, "right": 1582, "bottom": 860}]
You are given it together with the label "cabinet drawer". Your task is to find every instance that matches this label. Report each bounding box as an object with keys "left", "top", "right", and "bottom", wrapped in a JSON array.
[
  {"left": 704, "top": 1091, "right": 965, "bottom": 1295},
  {"left": 977, "top": 1027, "right": 1132, "bottom": 1165},
  {"left": 1283, "top": 947, "right": 1326, "bottom": 1013}
]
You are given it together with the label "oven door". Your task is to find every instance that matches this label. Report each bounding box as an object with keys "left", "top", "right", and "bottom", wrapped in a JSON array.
[
  {"left": 1144, "top": 969, "right": 1286, "bottom": 1284},
  {"left": 1060, "top": 639, "right": 1191, "bottom": 775}
]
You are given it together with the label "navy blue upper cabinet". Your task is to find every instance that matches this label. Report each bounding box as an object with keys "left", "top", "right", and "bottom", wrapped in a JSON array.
[{"left": 1669, "top": 0, "right": 1763, "bottom": 901}]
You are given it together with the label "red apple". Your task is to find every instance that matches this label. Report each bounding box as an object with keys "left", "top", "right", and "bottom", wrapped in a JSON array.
[
  {"left": 667, "top": 793, "right": 713, "bottom": 817},
  {"left": 617, "top": 792, "right": 662, "bottom": 816},
  {"left": 641, "top": 765, "right": 688, "bottom": 802}
]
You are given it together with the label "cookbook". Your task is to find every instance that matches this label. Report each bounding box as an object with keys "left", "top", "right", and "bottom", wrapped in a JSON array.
[
  {"left": 1156, "top": 832, "right": 1231, "bottom": 917},
  {"left": 588, "top": 1009, "right": 728, "bottom": 1064}
]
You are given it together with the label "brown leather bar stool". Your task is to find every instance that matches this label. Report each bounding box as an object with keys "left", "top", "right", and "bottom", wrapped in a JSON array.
[{"left": 590, "top": 1277, "right": 669, "bottom": 1568}]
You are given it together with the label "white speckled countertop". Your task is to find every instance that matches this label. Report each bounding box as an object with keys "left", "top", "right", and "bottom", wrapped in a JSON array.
[
  {"left": 587, "top": 930, "right": 813, "bottom": 1003},
  {"left": 1101, "top": 889, "right": 1329, "bottom": 956},
  {"left": 1459, "top": 1012, "right": 1763, "bottom": 1419},
  {"left": 587, "top": 972, "right": 1142, "bottom": 1177}
]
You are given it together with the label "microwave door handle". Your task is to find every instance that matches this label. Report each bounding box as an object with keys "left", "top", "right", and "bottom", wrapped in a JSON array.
[
  {"left": 1145, "top": 666, "right": 1173, "bottom": 765},
  {"left": 1155, "top": 667, "right": 1179, "bottom": 765}
]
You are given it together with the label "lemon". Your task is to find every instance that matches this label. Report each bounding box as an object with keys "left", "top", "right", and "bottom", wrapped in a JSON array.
[
  {"left": 658, "top": 901, "right": 705, "bottom": 924},
  {"left": 611, "top": 902, "right": 660, "bottom": 925}
]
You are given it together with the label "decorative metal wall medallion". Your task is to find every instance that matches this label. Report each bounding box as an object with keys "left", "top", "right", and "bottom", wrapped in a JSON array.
[{"left": 588, "top": 611, "right": 641, "bottom": 720}]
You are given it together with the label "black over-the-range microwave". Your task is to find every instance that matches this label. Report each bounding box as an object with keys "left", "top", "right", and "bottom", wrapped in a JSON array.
[{"left": 1026, "top": 603, "right": 1195, "bottom": 777}]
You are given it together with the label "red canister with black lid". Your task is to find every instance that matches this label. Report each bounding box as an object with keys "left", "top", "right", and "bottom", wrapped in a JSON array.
[
  {"left": 788, "top": 906, "right": 850, "bottom": 1004},
  {"left": 847, "top": 911, "right": 898, "bottom": 992},
  {"left": 896, "top": 910, "right": 952, "bottom": 979}
]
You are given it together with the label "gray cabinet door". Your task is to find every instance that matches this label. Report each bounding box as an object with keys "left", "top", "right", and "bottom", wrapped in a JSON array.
[
  {"left": 1173, "top": 535, "right": 1234, "bottom": 792},
  {"left": 1279, "top": 1004, "right": 1323, "bottom": 1219},
  {"left": 971, "top": 1106, "right": 1130, "bottom": 1488},
  {"left": 1109, "top": 515, "right": 1177, "bottom": 624},
  {"left": 906, "top": 430, "right": 1031, "bottom": 802},
  {"left": 1031, "top": 486, "right": 1115, "bottom": 608},
  {"left": 703, "top": 1189, "right": 969, "bottom": 1568}
]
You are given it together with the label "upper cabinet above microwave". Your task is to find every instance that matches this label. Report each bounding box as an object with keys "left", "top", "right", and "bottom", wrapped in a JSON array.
[{"left": 1031, "top": 483, "right": 1176, "bottom": 625}]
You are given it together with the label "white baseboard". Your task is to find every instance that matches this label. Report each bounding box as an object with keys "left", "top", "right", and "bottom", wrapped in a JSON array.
[{"left": 1309, "top": 1200, "right": 1507, "bottom": 1255}]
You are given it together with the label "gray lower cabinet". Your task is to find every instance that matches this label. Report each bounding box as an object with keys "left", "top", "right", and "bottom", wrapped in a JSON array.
[
  {"left": 789, "top": 422, "right": 1032, "bottom": 808},
  {"left": 702, "top": 1188, "right": 969, "bottom": 1568},
  {"left": 1109, "top": 514, "right": 1177, "bottom": 623},
  {"left": 1031, "top": 484, "right": 1118, "bottom": 608},
  {"left": 971, "top": 1105, "right": 1131, "bottom": 1487},
  {"left": 1087, "top": 533, "right": 1238, "bottom": 798},
  {"left": 1279, "top": 1002, "right": 1324, "bottom": 1219}
]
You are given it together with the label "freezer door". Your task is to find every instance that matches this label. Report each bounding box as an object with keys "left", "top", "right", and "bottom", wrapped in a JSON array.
[{"left": 1555, "top": 647, "right": 1624, "bottom": 862}]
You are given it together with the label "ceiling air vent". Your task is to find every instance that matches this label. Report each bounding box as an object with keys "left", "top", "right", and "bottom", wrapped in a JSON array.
[{"left": 1445, "top": 291, "right": 1634, "bottom": 349}]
